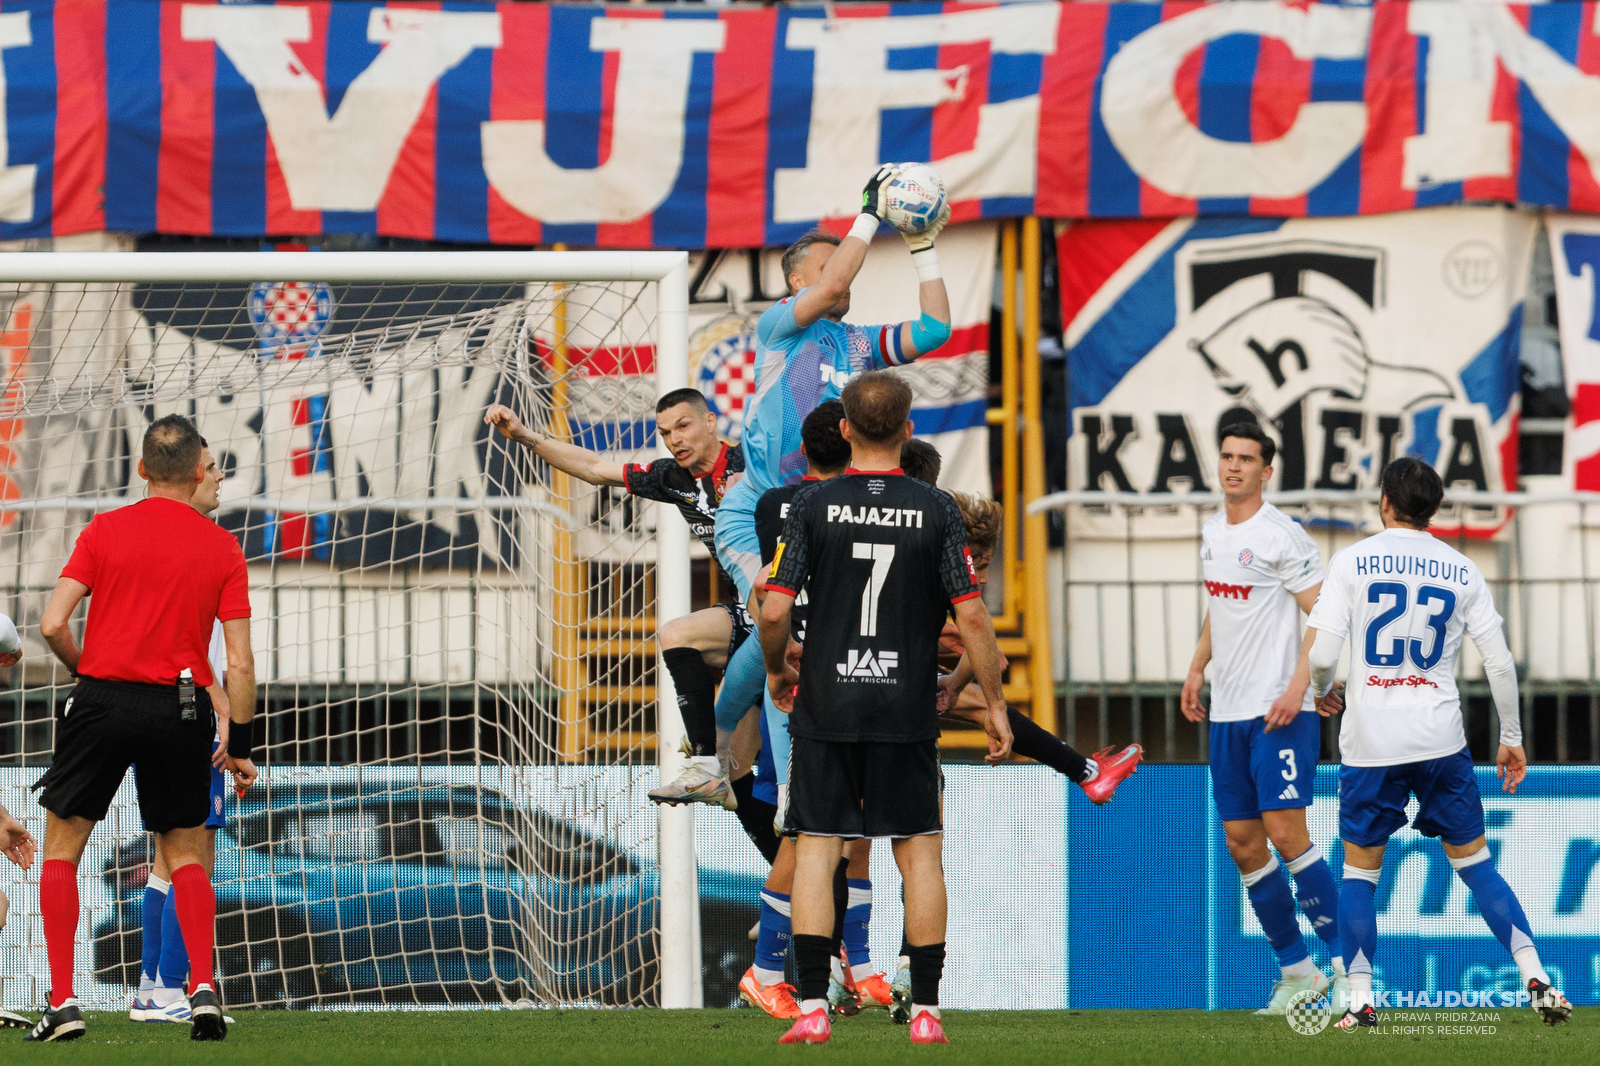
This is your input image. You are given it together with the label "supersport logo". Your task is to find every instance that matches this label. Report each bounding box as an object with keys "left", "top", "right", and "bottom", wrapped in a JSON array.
[{"left": 1367, "top": 676, "right": 1440, "bottom": 689}]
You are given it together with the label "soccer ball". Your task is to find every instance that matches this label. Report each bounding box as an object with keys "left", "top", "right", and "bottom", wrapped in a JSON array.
[{"left": 880, "top": 163, "right": 947, "bottom": 235}]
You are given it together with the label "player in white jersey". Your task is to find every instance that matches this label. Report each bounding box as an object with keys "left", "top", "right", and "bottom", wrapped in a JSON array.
[
  {"left": 1305, "top": 457, "right": 1573, "bottom": 1029},
  {"left": 1180, "top": 422, "right": 1344, "bottom": 1015}
]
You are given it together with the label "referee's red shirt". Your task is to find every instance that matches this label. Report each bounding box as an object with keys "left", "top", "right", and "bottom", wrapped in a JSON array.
[{"left": 60, "top": 497, "right": 250, "bottom": 687}]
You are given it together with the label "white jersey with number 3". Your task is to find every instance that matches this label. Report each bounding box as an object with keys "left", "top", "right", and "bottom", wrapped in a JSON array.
[
  {"left": 1307, "top": 527, "right": 1502, "bottom": 766},
  {"left": 1201, "top": 502, "right": 1323, "bottom": 723}
]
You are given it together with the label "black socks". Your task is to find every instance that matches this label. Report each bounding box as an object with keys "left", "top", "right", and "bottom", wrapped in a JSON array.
[
  {"left": 662, "top": 647, "right": 717, "bottom": 757},
  {"left": 1007, "top": 707, "right": 1091, "bottom": 782},
  {"left": 794, "top": 934, "right": 833, "bottom": 1002},
  {"left": 905, "top": 941, "right": 946, "bottom": 1008}
]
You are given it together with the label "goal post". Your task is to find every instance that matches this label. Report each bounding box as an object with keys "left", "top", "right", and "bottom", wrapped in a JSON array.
[{"left": 0, "top": 250, "right": 702, "bottom": 1010}]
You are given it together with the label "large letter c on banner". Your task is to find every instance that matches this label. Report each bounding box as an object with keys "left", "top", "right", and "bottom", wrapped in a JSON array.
[{"left": 1100, "top": 3, "right": 1371, "bottom": 201}]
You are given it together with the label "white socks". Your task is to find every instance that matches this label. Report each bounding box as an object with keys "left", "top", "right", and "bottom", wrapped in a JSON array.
[
  {"left": 149, "top": 985, "right": 185, "bottom": 1008},
  {"left": 689, "top": 755, "right": 719, "bottom": 776},
  {"left": 1332, "top": 956, "right": 1346, "bottom": 977},
  {"left": 800, "top": 997, "right": 827, "bottom": 1015},
  {"left": 1079, "top": 761, "right": 1100, "bottom": 785},
  {"left": 913, "top": 1004, "right": 940, "bottom": 1020},
  {"left": 752, "top": 966, "right": 784, "bottom": 987},
  {"left": 1513, "top": 946, "right": 1550, "bottom": 986},
  {"left": 1347, "top": 972, "right": 1373, "bottom": 1013},
  {"left": 850, "top": 961, "right": 876, "bottom": 983}
]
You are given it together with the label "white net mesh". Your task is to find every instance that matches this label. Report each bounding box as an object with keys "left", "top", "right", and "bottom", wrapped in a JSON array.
[{"left": 0, "top": 267, "right": 686, "bottom": 1010}]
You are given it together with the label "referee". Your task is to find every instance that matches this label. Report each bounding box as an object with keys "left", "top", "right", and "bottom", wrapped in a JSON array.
[
  {"left": 29, "top": 415, "right": 255, "bottom": 1043},
  {"left": 759, "top": 372, "right": 1011, "bottom": 1046}
]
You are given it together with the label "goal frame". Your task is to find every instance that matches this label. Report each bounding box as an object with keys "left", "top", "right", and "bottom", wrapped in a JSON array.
[{"left": 0, "top": 250, "right": 702, "bottom": 1009}]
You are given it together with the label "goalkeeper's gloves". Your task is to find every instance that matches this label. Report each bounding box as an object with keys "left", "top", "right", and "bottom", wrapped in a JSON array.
[
  {"left": 861, "top": 164, "right": 898, "bottom": 219},
  {"left": 903, "top": 203, "right": 951, "bottom": 255}
]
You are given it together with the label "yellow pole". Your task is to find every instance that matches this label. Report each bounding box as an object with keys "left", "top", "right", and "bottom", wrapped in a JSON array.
[
  {"left": 991, "top": 222, "right": 1021, "bottom": 633},
  {"left": 1020, "top": 218, "right": 1056, "bottom": 734},
  {"left": 548, "top": 248, "right": 585, "bottom": 761}
]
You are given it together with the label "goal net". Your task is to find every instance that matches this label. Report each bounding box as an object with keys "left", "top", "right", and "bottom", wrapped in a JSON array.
[{"left": 0, "top": 251, "right": 701, "bottom": 1012}]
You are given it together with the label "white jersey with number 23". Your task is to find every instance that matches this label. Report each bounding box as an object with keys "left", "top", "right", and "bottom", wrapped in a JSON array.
[{"left": 1307, "top": 527, "right": 1503, "bottom": 767}]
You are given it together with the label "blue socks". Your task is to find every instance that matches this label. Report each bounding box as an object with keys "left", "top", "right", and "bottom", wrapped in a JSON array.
[
  {"left": 844, "top": 880, "right": 872, "bottom": 972},
  {"left": 1452, "top": 851, "right": 1540, "bottom": 968},
  {"left": 1285, "top": 845, "right": 1341, "bottom": 960},
  {"left": 139, "top": 877, "right": 169, "bottom": 990},
  {"left": 1241, "top": 856, "right": 1310, "bottom": 969},
  {"left": 715, "top": 635, "right": 767, "bottom": 734},
  {"left": 1338, "top": 869, "right": 1379, "bottom": 980},
  {"left": 157, "top": 879, "right": 190, "bottom": 989},
  {"left": 755, "top": 891, "right": 791, "bottom": 985}
]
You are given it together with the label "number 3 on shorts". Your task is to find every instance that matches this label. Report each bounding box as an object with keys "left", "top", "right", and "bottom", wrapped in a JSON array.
[{"left": 1279, "top": 748, "right": 1297, "bottom": 781}]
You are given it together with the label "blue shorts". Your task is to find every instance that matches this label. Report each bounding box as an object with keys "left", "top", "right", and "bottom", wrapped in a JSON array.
[
  {"left": 713, "top": 478, "right": 763, "bottom": 602},
  {"left": 1209, "top": 713, "right": 1320, "bottom": 821},
  {"left": 137, "top": 742, "right": 226, "bottom": 832},
  {"left": 1339, "top": 748, "right": 1485, "bottom": 847}
]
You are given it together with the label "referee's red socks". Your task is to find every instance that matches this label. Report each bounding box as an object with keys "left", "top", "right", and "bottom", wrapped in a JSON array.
[
  {"left": 41, "top": 859, "right": 78, "bottom": 1007},
  {"left": 171, "top": 863, "right": 217, "bottom": 993}
]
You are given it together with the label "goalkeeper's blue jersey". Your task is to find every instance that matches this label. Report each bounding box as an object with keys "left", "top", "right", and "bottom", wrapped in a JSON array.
[{"left": 739, "top": 292, "right": 904, "bottom": 493}]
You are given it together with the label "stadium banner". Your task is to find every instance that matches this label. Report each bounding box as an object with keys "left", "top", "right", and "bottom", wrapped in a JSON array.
[
  {"left": 1060, "top": 207, "right": 1535, "bottom": 538},
  {"left": 1544, "top": 215, "right": 1600, "bottom": 493},
  {"left": 10, "top": 3, "right": 1600, "bottom": 243},
  {"left": 6, "top": 764, "right": 1595, "bottom": 1012}
]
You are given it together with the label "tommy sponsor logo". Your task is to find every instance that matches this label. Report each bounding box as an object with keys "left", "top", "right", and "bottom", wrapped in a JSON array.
[
  {"left": 819, "top": 364, "right": 859, "bottom": 390},
  {"left": 1205, "top": 580, "right": 1252, "bottom": 600},
  {"left": 838, "top": 648, "right": 898, "bottom": 679},
  {"left": 827, "top": 504, "right": 923, "bottom": 527},
  {"left": 1368, "top": 675, "right": 1440, "bottom": 689}
]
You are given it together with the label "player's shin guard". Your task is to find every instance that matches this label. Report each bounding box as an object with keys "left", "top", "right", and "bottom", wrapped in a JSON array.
[
  {"left": 40, "top": 859, "right": 78, "bottom": 1007},
  {"left": 158, "top": 881, "right": 191, "bottom": 990},
  {"left": 715, "top": 637, "right": 767, "bottom": 734},
  {"left": 139, "top": 876, "right": 169, "bottom": 988},
  {"left": 170, "top": 864, "right": 217, "bottom": 993},
  {"left": 1241, "top": 855, "right": 1310, "bottom": 970},
  {"left": 905, "top": 941, "right": 946, "bottom": 1011},
  {"left": 794, "top": 934, "right": 833, "bottom": 1007},
  {"left": 1286, "top": 845, "right": 1342, "bottom": 959},
  {"left": 1005, "top": 708, "right": 1091, "bottom": 782},
  {"left": 1339, "top": 867, "right": 1380, "bottom": 1010},
  {"left": 662, "top": 647, "right": 718, "bottom": 758},
  {"left": 844, "top": 880, "right": 873, "bottom": 978},
  {"left": 756, "top": 892, "right": 792, "bottom": 985},
  {"left": 1451, "top": 849, "right": 1549, "bottom": 984}
]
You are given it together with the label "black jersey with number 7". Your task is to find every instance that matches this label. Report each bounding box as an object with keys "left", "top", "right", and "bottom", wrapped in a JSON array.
[{"left": 767, "top": 471, "right": 981, "bottom": 743}]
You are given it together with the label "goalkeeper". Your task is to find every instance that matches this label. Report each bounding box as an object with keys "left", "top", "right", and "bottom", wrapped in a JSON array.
[
  {"left": 707, "top": 165, "right": 954, "bottom": 803},
  {"left": 486, "top": 390, "right": 752, "bottom": 809}
]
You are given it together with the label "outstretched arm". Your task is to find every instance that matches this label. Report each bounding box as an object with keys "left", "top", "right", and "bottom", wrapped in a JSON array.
[
  {"left": 485, "top": 404, "right": 627, "bottom": 487},
  {"left": 892, "top": 202, "right": 954, "bottom": 362}
]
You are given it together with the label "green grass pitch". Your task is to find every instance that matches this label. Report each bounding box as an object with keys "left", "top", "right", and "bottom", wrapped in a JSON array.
[{"left": 10, "top": 1007, "right": 1594, "bottom": 1066}]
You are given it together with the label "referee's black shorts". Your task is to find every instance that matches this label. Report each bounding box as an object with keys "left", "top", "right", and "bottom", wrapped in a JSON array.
[
  {"left": 34, "top": 677, "right": 215, "bottom": 834},
  {"left": 784, "top": 736, "right": 942, "bottom": 840}
]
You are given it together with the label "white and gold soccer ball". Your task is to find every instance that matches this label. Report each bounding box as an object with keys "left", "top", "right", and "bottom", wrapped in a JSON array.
[{"left": 880, "top": 163, "right": 947, "bottom": 235}]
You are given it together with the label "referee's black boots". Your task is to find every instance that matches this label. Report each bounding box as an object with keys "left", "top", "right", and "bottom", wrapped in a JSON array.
[{"left": 22, "top": 998, "right": 84, "bottom": 1042}]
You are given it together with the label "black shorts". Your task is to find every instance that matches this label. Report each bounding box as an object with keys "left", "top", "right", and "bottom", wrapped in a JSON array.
[
  {"left": 784, "top": 736, "right": 942, "bottom": 840},
  {"left": 33, "top": 677, "right": 216, "bottom": 834},
  {"left": 721, "top": 602, "right": 754, "bottom": 660}
]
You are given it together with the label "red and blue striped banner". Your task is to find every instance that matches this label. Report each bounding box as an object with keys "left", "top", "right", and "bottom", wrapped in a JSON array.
[{"left": 9, "top": 2, "right": 1600, "bottom": 247}]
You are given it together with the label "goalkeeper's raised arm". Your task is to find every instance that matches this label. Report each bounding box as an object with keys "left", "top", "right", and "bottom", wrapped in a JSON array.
[{"left": 485, "top": 403, "right": 627, "bottom": 487}]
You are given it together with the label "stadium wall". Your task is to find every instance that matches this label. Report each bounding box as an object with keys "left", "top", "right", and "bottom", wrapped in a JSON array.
[{"left": 5, "top": 765, "right": 1596, "bottom": 1011}]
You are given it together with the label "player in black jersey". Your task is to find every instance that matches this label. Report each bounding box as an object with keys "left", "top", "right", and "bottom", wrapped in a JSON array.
[
  {"left": 485, "top": 389, "right": 749, "bottom": 808},
  {"left": 761, "top": 372, "right": 1010, "bottom": 1046}
]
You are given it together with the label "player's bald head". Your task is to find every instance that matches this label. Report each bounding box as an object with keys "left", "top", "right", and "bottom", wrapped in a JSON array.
[{"left": 841, "top": 371, "right": 913, "bottom": 446}]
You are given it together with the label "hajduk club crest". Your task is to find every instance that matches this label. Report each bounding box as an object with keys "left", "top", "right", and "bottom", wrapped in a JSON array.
[
  {"left": 249, "top": 281, "right": 334, "bottom": 358},
  {"left": 690, "top": 313, "right": 759, "bottom": 440}
]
